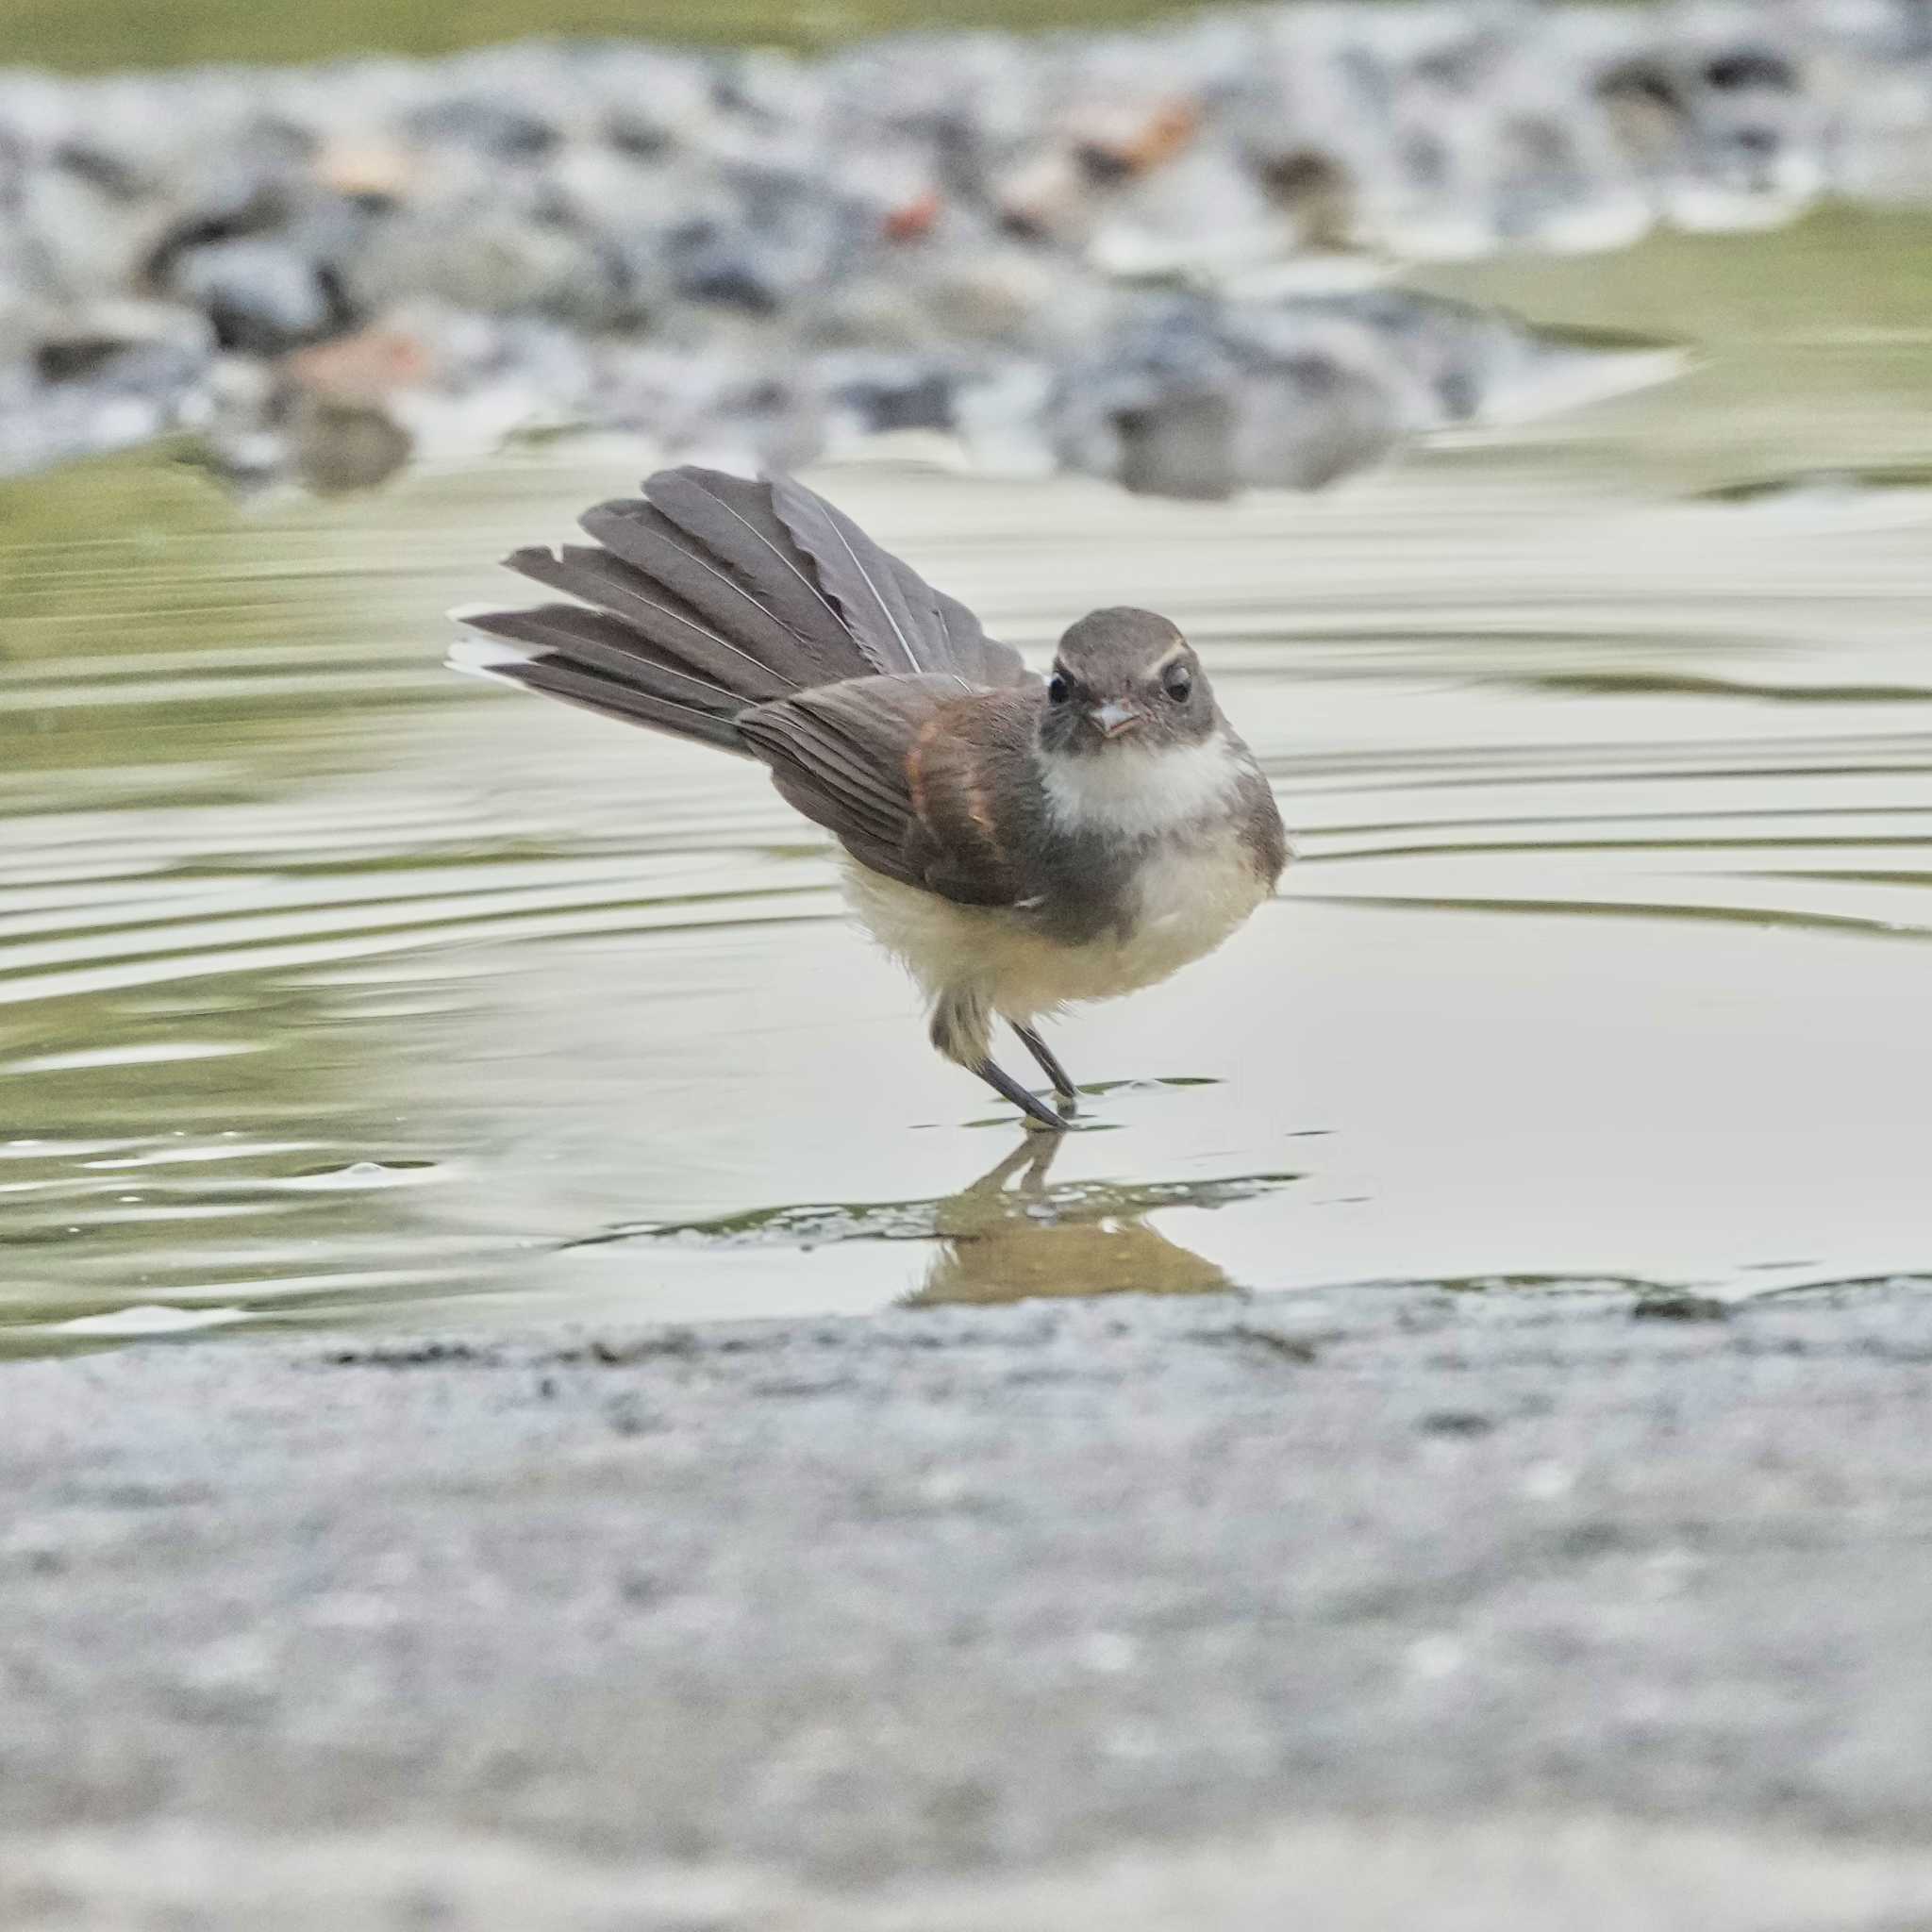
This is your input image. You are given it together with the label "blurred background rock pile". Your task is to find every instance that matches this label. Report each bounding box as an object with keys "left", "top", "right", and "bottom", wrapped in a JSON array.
[{"left": 3, "top": 0, "right": 1928, "bottom": 499}]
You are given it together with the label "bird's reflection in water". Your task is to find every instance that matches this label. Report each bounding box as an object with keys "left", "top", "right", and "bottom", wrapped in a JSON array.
[
  {"left": 907, "top": 1136, "right": 1234, "bottom": 1308},
  {"left": 563, "top": 1139, "right": 1295, "bottom": 1307}
]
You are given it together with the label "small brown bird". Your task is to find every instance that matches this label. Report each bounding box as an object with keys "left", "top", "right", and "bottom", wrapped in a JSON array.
[{"left": 450, "top": 466, "right": 1288, "bottom": 1129}]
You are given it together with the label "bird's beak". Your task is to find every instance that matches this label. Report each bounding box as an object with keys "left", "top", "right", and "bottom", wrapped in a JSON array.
[{"left": 1089, "top": 700, "right": 1145, "bottom": 739}]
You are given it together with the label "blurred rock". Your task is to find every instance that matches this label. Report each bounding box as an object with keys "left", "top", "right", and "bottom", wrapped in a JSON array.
[
  {"left": 166, "top": 237, "right": 349, "bottom": 354},
  {"left": 1049, "top": 292, "right": 1416, "bottom": 496},
  {"left": 280, "top": 325, "right": 431, "bottom": 405},
  {"left": 1587, "top": 5, "right": 1831, "bottom": 232},
  {"left": 289, "top": 396, "right": 414, "bottom": 493},
  {"left": 0, "top": 0, "right": 1924, "bottom": 496},
  {"left": 0, "top": 299, "right": 212, "bottom": 476}
]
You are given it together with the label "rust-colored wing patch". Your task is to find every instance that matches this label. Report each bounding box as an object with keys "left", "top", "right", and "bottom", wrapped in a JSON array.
[{"left": 740, "top": 676, "right": 1034, "bottom": 908}]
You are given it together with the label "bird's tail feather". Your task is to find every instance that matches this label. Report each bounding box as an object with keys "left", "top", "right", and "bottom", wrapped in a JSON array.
[{"left": 447, "top": 464, "right": 1031, "bottom": 750}]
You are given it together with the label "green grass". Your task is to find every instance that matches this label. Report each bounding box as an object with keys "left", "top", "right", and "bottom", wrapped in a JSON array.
[{"left": 1, "top": 0, "right": 1207, "bottom": 73}]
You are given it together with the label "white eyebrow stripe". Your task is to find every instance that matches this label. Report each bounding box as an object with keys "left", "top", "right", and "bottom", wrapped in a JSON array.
[{"left": 1145, "top": 639, "right": 1191, "bottom": 675}]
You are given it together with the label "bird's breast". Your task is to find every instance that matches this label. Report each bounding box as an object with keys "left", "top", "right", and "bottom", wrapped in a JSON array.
[
  {"left": 1018, "top": 821, "right": 1272, "bottom": 1008},
  {"left": 1108, "top": 824, "right": 1274, "bottom": 985},
  {"left": 842, "top": 818, "right": 1272, "bottom": 1021}
]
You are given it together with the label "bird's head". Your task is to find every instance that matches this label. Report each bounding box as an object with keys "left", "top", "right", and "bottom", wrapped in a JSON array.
[{"left": 1036, "top": 607, "right": 1218, "bottom": 759}]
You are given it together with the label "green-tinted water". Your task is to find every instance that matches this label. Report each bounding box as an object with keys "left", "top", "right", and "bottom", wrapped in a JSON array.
[{"left": 3, "top": 217, "right": 1930, "bottom": 1350}]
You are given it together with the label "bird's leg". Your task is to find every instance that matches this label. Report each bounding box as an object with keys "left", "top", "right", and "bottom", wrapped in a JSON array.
[
  {"left": 933, "top": 986, "right": 1067, "bottom": 1132},
  {"left": 964, "top": 1133, "right": 1063, "bottom": 1201},
  {"left": 1009, "top": 1023, "right": 1078, "bottom": 1114},
  {"left": 972, "top": 1057, "right": 1070, "bottom": 1133}
]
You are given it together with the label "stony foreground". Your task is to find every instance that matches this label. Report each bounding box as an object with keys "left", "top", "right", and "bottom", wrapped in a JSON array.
[{"left": 5, "top": 1276, "right": 1932, "bottom": 1927}]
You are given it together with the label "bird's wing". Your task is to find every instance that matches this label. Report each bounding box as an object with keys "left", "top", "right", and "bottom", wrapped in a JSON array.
[
  {"left": 766, "top": 475, "right": 1034, "bottom": 691},
  {"left": 737, "top": 675, "right": 1036, "bottom": 908},
  {"left": 469, "top": 468, "right": 1033, "bottom": 750}
]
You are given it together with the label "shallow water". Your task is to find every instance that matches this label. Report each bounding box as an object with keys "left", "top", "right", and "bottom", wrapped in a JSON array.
[{"left": 3, "top": 217, "right": 1930, "bottom": 1350}]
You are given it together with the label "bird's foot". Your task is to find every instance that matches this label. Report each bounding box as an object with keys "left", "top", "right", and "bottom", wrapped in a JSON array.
[
  {"left": 1009, "top": 1023, "right": 1078, "bottom": 1116},
  {"left": 972, "top": 1057, "right": 1071, "bottom": 1132}
]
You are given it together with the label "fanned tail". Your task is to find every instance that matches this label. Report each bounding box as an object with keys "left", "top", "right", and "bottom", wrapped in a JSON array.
[{"left": 448, "top": 464, "right": 1031, "bottom": 749}]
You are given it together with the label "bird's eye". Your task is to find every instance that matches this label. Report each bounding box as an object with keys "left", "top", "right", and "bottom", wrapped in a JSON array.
[
  {"left": 1161, "top": 663, "right": 1193, "bottom": 704},
  {"left": 1047, "top": 674, "right": 1070, "bottom": 706}
]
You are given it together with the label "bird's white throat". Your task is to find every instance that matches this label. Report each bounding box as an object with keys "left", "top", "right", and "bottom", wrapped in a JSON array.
[{"left": 1038, "top": 730, "right": 1242, "bottom": 841}]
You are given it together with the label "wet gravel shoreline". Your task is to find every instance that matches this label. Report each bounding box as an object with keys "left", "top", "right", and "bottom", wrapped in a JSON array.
[
  {"left": 6, "top": 1276, "right": 1932, "bottom": 1925},
  {"left": 5, "top": 0, "right": 1929, "bottom": 495}
]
